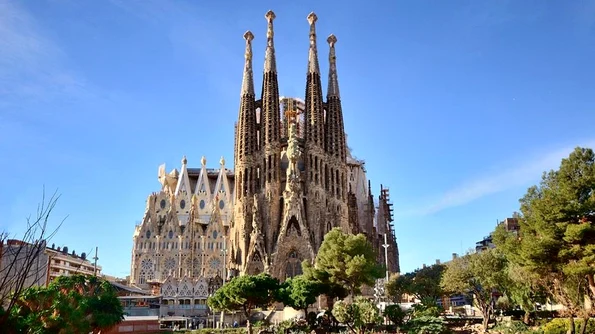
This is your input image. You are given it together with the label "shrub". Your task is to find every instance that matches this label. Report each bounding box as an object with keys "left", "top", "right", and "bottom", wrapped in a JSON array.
[
  {"left": 402, "top": 316, "right": 450, "bottom": 334},
  {"left": 540, "top": 318, "right": 595, "bottom": 334},
  {"left": 492, "top": 320, "right": 531, "bottom": 334},
  {"left": 384, "top": 304, "right": 407, "bottom": 327}
]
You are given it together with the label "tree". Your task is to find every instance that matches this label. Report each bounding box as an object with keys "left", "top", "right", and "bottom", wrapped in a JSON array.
[
  {"left": 9, "top": 274, "right": 123, "bottom": 334},
  {"left": 302, "top": 259, "right": 348, "bottom": 305},
  {"left": 332, "top": 297, "right": 381, "bottom": 334},
  {"left": 383, "top": 304, "right": 406, "bottom": 327},
  {"left": 441, "top": 248, "right": 508, "bottom": 331},
  {"left": 0, "top": 190, "right": 64, "bottom": 329},
  {"left": 305, "top": 228, "right": 384, "bottom": 297},
  {"left": 207, "top": 273, "right": 279, "bottom": 334},
  {"left": 278, "top": 275, "right": 322, "bottom": 315},
  {"left": 386, "top": 273, "right": 412, "bottom": 303},
  {"left": 410, "top": 264, "right": 445, "bottom": 303},
  {"left": 494, "top": 147, "right": 595, "bottom": 334},
  {"left": 492, "top": 225, "right": 547, "bottom": 324},
  {"left": 386, "top": 264, "right": 445, "bottom": 304}
]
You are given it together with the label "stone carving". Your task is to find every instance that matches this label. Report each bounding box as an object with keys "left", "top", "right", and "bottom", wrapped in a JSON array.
[
  {"left": 282, "top": 122, "right": 302, "bottom": 183},
  {"left": 251, "top": 194, "right": 259, "bottom": 232}
]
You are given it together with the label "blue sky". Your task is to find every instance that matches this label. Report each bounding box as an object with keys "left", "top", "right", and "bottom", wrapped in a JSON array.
[{"left": 1, "top": 0, "right": 594, "bottom": 278}]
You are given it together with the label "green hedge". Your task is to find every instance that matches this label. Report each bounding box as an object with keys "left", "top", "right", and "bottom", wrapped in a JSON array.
[{"left": 541, "top": 318, "right": 595, "bottom": 334}]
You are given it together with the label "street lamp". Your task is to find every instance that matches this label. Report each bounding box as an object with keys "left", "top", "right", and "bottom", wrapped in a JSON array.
[
  {"left": 219, "top": 236, "right": 229, "bottom": 329},
  {"left": 382, "top": 233, "right": 390, "bottom": 281}
]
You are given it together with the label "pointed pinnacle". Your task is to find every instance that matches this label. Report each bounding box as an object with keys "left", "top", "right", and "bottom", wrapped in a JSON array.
[
  {"left": 265, "top": 10, "right": 276, "bottom": 22},
  {"left": 327, "top": 34, "right": 340, "bottom": 99},
  {"left": 264, "top": 10, "right": 277, "bottom": 73},
  {"left": 244, "top": 30, "right": 254, "bottom": 42},
  {"left": 241, "top": 30, "right": 255, "bottom": 95},
  {"left": 307, "top": 12, "right": 318, "bottom": 25},
  {"left": 307, "top": 12, "right": 320, "bottom": 74},
  {"left": 327, "top": 34, "right": 337, "bottom": 47}
]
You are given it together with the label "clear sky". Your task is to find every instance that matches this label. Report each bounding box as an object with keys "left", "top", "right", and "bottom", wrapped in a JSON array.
[{"left": 2, "top": 0, "right": 594, "bottom": 278}]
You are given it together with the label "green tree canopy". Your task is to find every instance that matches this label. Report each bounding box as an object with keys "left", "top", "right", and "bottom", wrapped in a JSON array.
[
  {"left": 493, "top": 225, "right": 547, "bottom": 324},
  {"left": 332, "top": 297, "right": 381, "bottom": 334},
  {"left": 441, "top": 249, "right": 507, "bottom": 331},
  {"left": 207, "top": 273, "right": 279, "bottom": 333},
  {"left": 493, "top": 147, "right": 595, "bottom": 333},
  {"left": 278, "top": 275, "right": 322, "bottom": 314},
  {"left": 304, "top": 228, "right": 383, "bottom": 296},
  {"left": 10, "top": 274, "right": 123, "bottom": 334},
  {"left": 383, "top": 304, "right": 406, "bottom": 327},
  {"left": 386, "top": 264, "right": 445, "bottom": 304}
]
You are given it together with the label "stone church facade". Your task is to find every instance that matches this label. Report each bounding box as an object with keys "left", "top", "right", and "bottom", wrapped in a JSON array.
[{"left": 130, "top": 11, "right": 399, "bottom": 290}]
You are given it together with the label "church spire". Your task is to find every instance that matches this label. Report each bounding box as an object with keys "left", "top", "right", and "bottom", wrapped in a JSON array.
[
  {"left": 260, "top": 10, "right": 281, "bottom": 183},
  {"left": 307, "top": 12, "right": 320, "bottom": 74},
  {"left": 304, "top": 12, "right": 324, "bottom": 148},
  {"left": 264, "top": 10, "right": 277, "bottom": 73},
  {"left": 324, "top": 33, "right": 346, "bottom": 162},
  {"left": 241, "top": 31, "right": 255, "bottom": 96},
  {"left": 327, "top": 34, "right": 340, "bottom": 99},
  {"left": 235, "top": 31, "right": 258, "bottom": 199}
]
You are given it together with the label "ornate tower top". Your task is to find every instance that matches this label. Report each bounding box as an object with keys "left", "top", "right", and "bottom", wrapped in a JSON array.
[
  {"left": 201, "top": 156, "right": 207, "bottom": 167},
  {"left": 241, "top": 30, "right": 255, "bottom": 96},
  {"left": 307, "top": 12, "right": 320, "bottom": 74},
  {"left": 327, "top": 34, "right": 340, "bottom": 99},
  {"left": 264, "top": 10, "right": 277, "bottom": 73},
  {"left": 182, "top": 155, "right": 188, "bottom": 166}
]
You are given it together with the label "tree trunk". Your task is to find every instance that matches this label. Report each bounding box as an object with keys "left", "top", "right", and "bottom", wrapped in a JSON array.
[
  {"left": 246, "top": 319, "right": 252, "bottom": 334},
  {"left": 481, "top": 306, "right": 491, "bottom": 333},
  {"left": 567, "top": 316, "right": 575, "bottom": 334},
  {"left": 587, "top": 275, "right": 595, "bottom": 298},
  {"left": 578, "top": 316, "right": 589, "bottom": 334},
  {"left": 482, "top": 316, "right": 489, "bottom": 333},
  {"left": 244, "top": 308, "right": 252, "bottom": 334}
]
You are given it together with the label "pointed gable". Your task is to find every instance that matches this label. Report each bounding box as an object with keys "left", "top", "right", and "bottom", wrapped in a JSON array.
[
  {"left": 212, "top": 157, "right": 233, "bottom": 226},
  {"left": 161, "top": 276, "right": 177, "bottom": 298},
  {"left": 194, "top": 277, "right": 208, "bottom": 299},
  {"left": 193, "top": 156, "right": 212, "bottom": 196},
  {"left": 178, "top": 276, "right": 193, "bottom": 297},
  {"left": 213, "top": 157, "right": 232, "bottom": 202},
  {"left": 175, "top": 156, "right": 191, "bottom": 199}
]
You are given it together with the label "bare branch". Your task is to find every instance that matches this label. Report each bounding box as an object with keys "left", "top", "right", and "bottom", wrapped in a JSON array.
[{"left": 0, "top": 188, "right": 65, "bottom": 326}]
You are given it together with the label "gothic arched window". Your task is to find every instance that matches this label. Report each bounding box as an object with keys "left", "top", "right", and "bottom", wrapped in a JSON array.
[{"left": 285, "top": 250, "right": 302, "bottom": 279}]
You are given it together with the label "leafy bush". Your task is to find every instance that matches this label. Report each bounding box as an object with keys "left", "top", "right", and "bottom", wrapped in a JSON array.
[
  {"left": 384, "top": 304, "right": 407, "bottom": 326},
  {"left": 493, "top": 320, "right": 531, "bottom": 334},
  {"left": 540, "top": 318, "right": 567, "bottom": 334},
  {"left": 540, "top": 318, "right": 595, "bottom": 334},
  {"left": 332, "top": 298, "right": 381, "bottom": 334},
  {"left": 402, "top": 316, "right": 450, "bottom": 334},
  {"left": 410, "top": 302, "right": 442, "bottom": 318},
  {"left": 193, "top": 328, "right": 246, "bottom": 334}
]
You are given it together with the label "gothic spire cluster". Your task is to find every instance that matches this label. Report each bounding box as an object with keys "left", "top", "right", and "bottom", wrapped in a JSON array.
[
  {"left": 233, "top": 11, "right": 352, "bottom": 277},
  {"left": 235, "top": 10, "right": 348, "bottom": 201}
]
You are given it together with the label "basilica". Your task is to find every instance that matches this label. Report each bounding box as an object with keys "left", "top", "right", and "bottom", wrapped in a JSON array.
[{"left": 130, "top": 11, "right": 399, "bottom": 296}]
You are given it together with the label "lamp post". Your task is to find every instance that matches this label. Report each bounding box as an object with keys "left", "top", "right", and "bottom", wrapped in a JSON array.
[
  {"left": 221, "top": 236, "right": 228, "bottom": 281},
  {"left": 382, "top": 233, "right": 390, "bottom": 281},
  {"left": 219, "top": 236, "right": 229, "bottom": 329}
]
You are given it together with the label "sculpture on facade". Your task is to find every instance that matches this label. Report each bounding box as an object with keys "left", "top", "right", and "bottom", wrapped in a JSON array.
[{"left": 282, "top": 122, "right": 302, "bottom": 182}]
